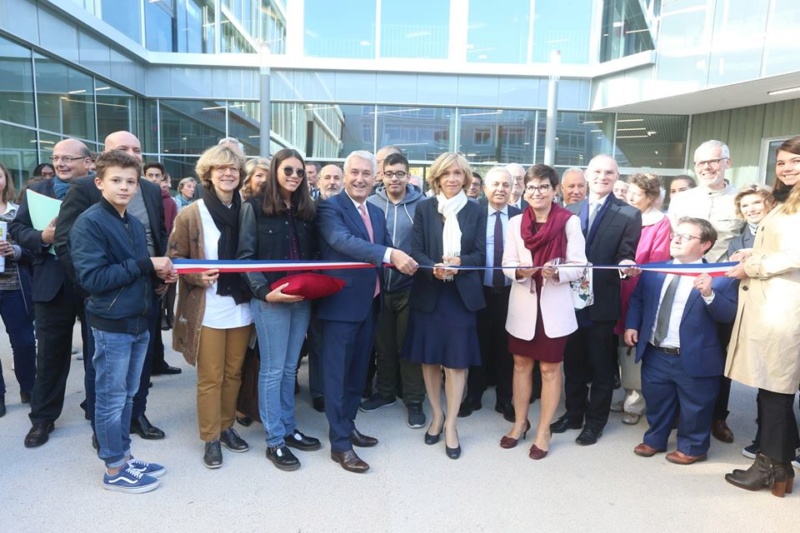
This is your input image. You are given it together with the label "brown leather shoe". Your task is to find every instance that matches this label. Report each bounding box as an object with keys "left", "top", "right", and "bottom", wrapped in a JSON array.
[
  {"left": 24, "top": 421, "right": 55, "bottom": 448},
  {"left": 711, "top": 419, "right": 734, "bottom": 443},
  {"left": 331, "top": 450, "right": 369, "bottom": 473},
  {"left": 350, "top": 428, "right": 378, "bottom": 448},
  {"left": 634, "top": 442, "right": 665, "bottom": 457},
  {"left": 666, "top": 450, "right": 707, "bottom": 465}
]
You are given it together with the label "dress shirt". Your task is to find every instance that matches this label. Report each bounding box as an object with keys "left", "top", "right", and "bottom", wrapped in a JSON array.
[
  {"left": 346, "top": 193, "right": 393, "bottom": 265},
  {"left": 484, "top": 205, "right": 511, "bottom": 287}
]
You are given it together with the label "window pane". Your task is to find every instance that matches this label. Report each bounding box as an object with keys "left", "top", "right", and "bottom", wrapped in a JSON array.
[
  {"left": 467, "top": 0, "right": 530, "bottom": 63},
  {"left": 533, "top": 0, "right": 593, "bottom": 64},
  {"left": 380, "top": 0, "right": 449, "bottom": 59},
  {"left": 615, "top": 113, "right": 688, "bottom": 168},
  {"left": 96, "top": 83, "right": 134, "bottom": 142},
  {"left": 177, "top": 0, "right": 215, "bottom": 53},
  {"left": 708, "top": 0, "right": 766, "bottom": 85},
  {"left": 764, "top": 0, "right": 800, "bottom": 76},
  {"left": 161, "top": 154, "right": 200, "bottom": 188},
  {"left": 377, "top": 106, "right": 455, "bottom": 162},
  {"left": 101, "top": 0, "right": 142, "bottom": 44},
  {"left": 537, "top": 112, "right": 615, "bottom": 167},
  {"left": 146, "top": 0, "right": 176, "bottom": 52},
  {"left": 160, "top": 100, "right": 226, "bottom": 156},
  {"left": 34, "top": 53, "right": 96, "bottom": 142},
  {"left": 458, "top": 108, "right": 536, "bottom": 164},
  {"left": 0, "top": 122, "right": 38, "bottom": 193},
  {"left": 228, "top": 101, "right": 261, "bottom": 156},
  {"left": 305, "top": 0, "right": 376, "bottom": 58},
  {"left": 0, "top": 36, "right": 36, "bottom": 128}
]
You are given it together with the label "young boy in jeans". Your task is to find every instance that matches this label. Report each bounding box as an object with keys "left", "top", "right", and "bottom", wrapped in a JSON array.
[{"left": 70, "top": 150, "right": 178, "bottom": 493}]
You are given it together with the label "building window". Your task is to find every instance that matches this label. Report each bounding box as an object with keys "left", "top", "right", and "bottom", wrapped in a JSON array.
[
  {"left": 380, "top": 0, "right": 449, "bottom": 59},
  {"left": 474, "top": 127, "right": 492, "bottom": 146},
  {"left": 305, "top": 0, "right": 376, "bottom": 59}
]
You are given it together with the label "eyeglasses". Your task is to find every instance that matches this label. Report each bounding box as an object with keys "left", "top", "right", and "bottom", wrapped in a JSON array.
[
  {"left": 694, "top": 157, "right": 728, "bottom": 168},
  {"left": 670, "top": 232, "right": 702, "bottom": 242},
  {"left": 281, "top": 166, "right": 306, "bottom": 178},
  {"left": 50, "top": 155, "right": 86, "bottom": 163},
  {"left": 524, "top": 184, "right": 552, "bottom": 194},
  {"left": 383, "top": 171, "right": 407, "bottom": 180}
]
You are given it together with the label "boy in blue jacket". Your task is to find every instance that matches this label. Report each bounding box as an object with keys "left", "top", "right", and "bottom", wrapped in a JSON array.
[{"left": 71, "top": 150, "right": 177, "bottom": 493}]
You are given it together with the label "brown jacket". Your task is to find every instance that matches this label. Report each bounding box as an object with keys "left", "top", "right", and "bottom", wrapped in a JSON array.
[
  {"left": 168, "top": 202, "right": 207, "bottom": 366},
  {"left": 725, "top": 208, "right": 800, "bottom": 394}
]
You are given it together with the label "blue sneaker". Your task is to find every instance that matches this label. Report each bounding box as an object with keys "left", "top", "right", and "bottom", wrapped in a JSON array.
[
  {"left": 128, "top": 457, "right": 166, "bottom": 478},
  {"left": 103, "top": 465, "right": 160, "bottom": 493}
]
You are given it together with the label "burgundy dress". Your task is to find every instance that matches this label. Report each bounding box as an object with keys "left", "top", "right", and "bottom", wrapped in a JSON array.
[{"left": 507, "top": 222, "right": 568, "bottom": 363}]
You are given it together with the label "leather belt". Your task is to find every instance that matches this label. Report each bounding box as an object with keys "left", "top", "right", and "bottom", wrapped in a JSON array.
[{"left": 648, "top": 343, "right": 680, "bottom": 355}]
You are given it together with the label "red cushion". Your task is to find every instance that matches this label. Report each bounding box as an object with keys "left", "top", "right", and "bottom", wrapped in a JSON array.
[{"left": 270, "top": 273, "right": 346, "bottom": 300}]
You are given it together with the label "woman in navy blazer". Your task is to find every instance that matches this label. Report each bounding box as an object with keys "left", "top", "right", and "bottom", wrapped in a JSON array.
[{"left": 403, "top": 152, "right": 486, "bottom": 460}]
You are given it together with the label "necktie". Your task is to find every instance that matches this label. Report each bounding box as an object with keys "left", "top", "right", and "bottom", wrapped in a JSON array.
[
  {"left": 588, "top": 201, "right": 599, "bottom": 231},
  {"left": 492, "top": 211, "right": 504, "bottom": 288},
  {"left": 653, "top": 275, "right": 680, "bottom": 347},
  {"left": 358, "top": 204, "right": 380, "bottom": 297}
]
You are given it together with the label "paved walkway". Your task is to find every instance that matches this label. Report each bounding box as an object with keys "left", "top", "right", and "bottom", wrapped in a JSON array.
[{"left": 0, "top": 324, "right": 796, "bottom": 532}]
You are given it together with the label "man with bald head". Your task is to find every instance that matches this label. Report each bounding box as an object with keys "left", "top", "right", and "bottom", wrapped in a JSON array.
[
  {"left": 55, "top": 130, "right": 169, "bottom": 443},
  {"left": 505, "top": 163, "right": 526, "bottom": 209},
  {"left": 551, "top": 154, "right": 641, "bottom": 446},
  {"left": 10, "top": 138, "right": 94, "bottom": 447},
  {"left": 318, "top": 164, "right": 344, "bottom": 200},
  {"left": 560, "top": 168, "right": 588, "bottom": 206}
]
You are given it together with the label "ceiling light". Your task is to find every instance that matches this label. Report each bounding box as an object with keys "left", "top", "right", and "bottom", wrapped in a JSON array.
[
  {"left": 768, "top": 86, "right": 800, "bottom": 96},
  {"left": 618, "top": 118, "right": 644, "bottom": 123}
]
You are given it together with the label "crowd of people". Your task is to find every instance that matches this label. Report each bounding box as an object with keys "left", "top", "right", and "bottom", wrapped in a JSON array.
[{"left": 0, "top": 131, "right": 798, "bottom": 498}]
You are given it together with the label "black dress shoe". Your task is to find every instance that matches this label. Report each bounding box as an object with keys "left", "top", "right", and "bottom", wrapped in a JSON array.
[
  {"left": 446, "top": 444, "right": 462, "bottom": 459},
  {"left": 204, "top": 440, "right": 223, "bottom": 469},
  {"left": 130, "top": 415, "right": 165, "bottom": 440},
  {"left": 495, "top": 401, "right": 515, "bottom": 423},
  {"left": 285, "top": 429, "right": 322, "bottom": 451},
  {"left": 24, "top": 421, "right": 55, "bottom": 448},
  {"left": 267, "top": 445, "right": 301, "bottom": 471},
  {"left": 220, "top": 427, "right": 249, "bottom": 452},
  {"left": 20, "top": 391, "right": 31, "bottom": 404},
  {"left": 312, "top": 397, "right": 325, "bottom": 413},
  {"left": 236, "top": 415, "right": 253, "bottom": 427},
  {"left": 458, "top": 399, "right": 482, "bottom": 418},
  {"left": 550, "top": 415, "right": 583, "bottom": 434},
  {"left": 575, "top": 427, "right": 603, "bottom": 446},
  {"left": 350, "top": 428, "right": 378, "bottom": 447},
  {"left": 92, "top": 433, "right": 99, "bottom": 453},
  {"left": 331, "top": 449, "right": 369, "bottom": 473},
  {"left": 151, "top": 364, "right": 182, "bottom": 376}
]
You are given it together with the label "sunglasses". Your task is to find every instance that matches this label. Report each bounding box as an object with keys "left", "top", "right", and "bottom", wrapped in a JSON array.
[{"left": 281, "top": 166, "right": 306, "bottom": 178}]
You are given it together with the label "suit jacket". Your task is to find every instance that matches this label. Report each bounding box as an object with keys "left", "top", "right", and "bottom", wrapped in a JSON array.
[
  {"left": 55, "top": 175, "right": 167, "bottom": 288},
  {"left": 316, "top": 192, "right": 393, "bottom": 323},
  {"left": 567, "top": 194, "right": 641, "bottom": 321},
  {"left": 625, "top": 262, "right": 738, "bottom": 377},
  {"left": 409, "top": 197, "right": 486, "bottom": 313},
  {"left": 503, "top": 214, "right": 586, "bottom": 340},
  {"left": 9, "top": 178, "right": 65, "bottom": 303}
]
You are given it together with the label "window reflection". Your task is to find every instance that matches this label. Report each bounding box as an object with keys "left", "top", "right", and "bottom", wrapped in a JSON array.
[
  {"left": 0, "top": 123, "right": 38, "bottom": 193},
  {"left": 533, "top": 0, "right": 593, "bottom": 64},
  {"left": 467, "top": 0, "right": 530, "bottom": 63},
  {"left": 228, "top": 101, "right": 262, "bottom": 155},
  {"left": 146, "top": 0, "right": 175, "bottom": 52},
  {"left": 459, "top": 109, "right": 535, "bottom": 164},
  {"left": 0, "top": 36, "right": 36, "bottom": 128},
  {"left": 536, "top": 112, "right": 614, "bottom": 167},
  {"left": 381, "top": 0, "right": 449, "bottom": 59},
  {"left": 615, "top": 113, "right": 688, "bottom": 168},
  {"left": 96, "top": 83, "right": 134, "bottom": 142},
  {"left": 101, "top": 0, "right": 142, "bottom": 44},
  {"left": 34, "top": 53, "right": 96, "bottom": 142},
  {"left": 377, "top": 106, "right": 455, "bottom": 161},
  {"left": 160, "top": 100, "right": 226, "bottom": 156},
  {"left": 305, "top": 0, "right": 376, "bottom": 58}
]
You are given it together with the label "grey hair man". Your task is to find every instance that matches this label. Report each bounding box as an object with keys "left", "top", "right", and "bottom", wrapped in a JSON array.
[
  {"left": 560, "top": 168, "right": 587, "bottom": 206},
  {"left": 504, "top": 163, "right": 526, "bottom": 209},
  {"left": 318, "top": 164, "right": 344, "bottom": 200}
]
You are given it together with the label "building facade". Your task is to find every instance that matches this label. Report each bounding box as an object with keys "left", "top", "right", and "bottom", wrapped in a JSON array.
[{"left": 1, "top": 0, "right": 798, "bottom": 191}]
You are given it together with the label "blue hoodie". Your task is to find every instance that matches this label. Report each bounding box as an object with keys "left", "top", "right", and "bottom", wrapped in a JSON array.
[{"left": 367, "top": 184, "right": 423, "bottom": 293}]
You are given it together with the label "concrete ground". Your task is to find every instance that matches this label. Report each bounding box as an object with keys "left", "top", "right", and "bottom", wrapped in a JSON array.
[{"left": 0, "top": 323, "right": 797, "bottom": 533}]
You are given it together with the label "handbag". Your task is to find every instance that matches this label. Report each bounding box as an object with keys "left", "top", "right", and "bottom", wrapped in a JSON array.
[{"left": 570, "top": 263, "right": 594, "bottom": 309}]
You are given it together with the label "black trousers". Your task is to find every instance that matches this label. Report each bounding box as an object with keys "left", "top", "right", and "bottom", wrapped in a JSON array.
[
  {"left": 29, "top": 283, "right": 85, "bottom": 425},
  {"left": 468, "top": 286, "right": 513, "bottom": 405},
  {"left": 563, "top": 320, "right": 616, "bottom": 430},
  {"left": 713, "top": 322, "right": 734, "bottom": 421},
  {"left": 758, "top": 388, "right": 800, "bottom": 462}
]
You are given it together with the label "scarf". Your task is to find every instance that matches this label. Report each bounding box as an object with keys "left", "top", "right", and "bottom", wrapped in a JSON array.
[
  {"left": 203, "top": 188, "right": 248, "bottom": 304},
  {"left": 520, "top": 203, "right": 572, "bottom": 281},
  {"left": 436, "top": 190, "right": 468, "bottom": 258},
  {"left": 53, "top": 177, "right": 71, "bottom": 200}
]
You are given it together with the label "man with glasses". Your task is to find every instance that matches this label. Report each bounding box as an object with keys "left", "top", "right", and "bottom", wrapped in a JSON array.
[
  {"left": 361, "top": 152, "right": 426, "bottom": 429},
  {"left": 624, "top": 217, "right": 737, "bottom": 464},
  {"left": 551, "top": 154, "right": 641, "bottom": 446},
  {"left": 668, "top": 139, "right": 743, "bottom": 444},
  {"left": 10, "top": 138, "right": 93, "bottom": 448}
]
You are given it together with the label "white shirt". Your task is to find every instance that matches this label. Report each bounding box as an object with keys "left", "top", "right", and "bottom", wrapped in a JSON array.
[
  {"left": 197, "top": 200, "right": 253, "bottom": 329},
  {"left": 484, "top": 205, "right": 511, "bottom": 287},
  {"left": 649, "top": 259, "right": 714, "bottom": 349}
]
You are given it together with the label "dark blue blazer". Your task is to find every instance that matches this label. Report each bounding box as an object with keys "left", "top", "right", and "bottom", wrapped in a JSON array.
[
  {"left": 409, "top": 197, "right": 486, "bottom": 313},
  {"left": 625, "top": 262, "right": 738, "bottom": 377},
  {"left": 316, "top": 192, "right": 393, "bottom": 323}
]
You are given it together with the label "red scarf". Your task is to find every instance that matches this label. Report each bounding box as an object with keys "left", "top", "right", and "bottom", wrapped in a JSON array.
[{"left": 520, "top": 203, "right": 572, "bottom": 280}]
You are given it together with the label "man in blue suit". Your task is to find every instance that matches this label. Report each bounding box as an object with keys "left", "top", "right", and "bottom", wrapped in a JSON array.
[
  {"left": 624, "top": 217, "right": 737, "bottom": 465},
  {"left": 316, "top": 150, "right": 418, "bottom": 473}
]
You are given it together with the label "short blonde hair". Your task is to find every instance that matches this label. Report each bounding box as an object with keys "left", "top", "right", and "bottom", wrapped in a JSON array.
[
  {"left": 195, "top": 145, "right": 246, "bottom": 192},
  {"left": 734, "top": 184, "right": 775, "bottom": 219},
  {"left": 426, "top": 152, "right": 472, "bottom": 195}
]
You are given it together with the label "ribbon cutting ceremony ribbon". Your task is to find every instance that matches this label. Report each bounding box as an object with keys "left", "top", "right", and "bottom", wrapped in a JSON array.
[{"left": 173, "top": 259, "right": 737, "bottom": 277}]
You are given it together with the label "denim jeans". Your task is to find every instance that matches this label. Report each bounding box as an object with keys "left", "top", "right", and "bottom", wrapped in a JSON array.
[
  {"left": 0, "top": 289, "right": 36, "bottom": 396},
  {"left": 93, "top": 328, "right": 150, "bottom": 469},
  {"left": 250, "top": 298, "right": 311, "bottom": 448}
]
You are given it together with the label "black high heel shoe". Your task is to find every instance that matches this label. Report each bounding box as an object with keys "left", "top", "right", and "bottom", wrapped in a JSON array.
[
  {"left": 445, "top": 428, "right": 461, "bottom": 459},
  {"left": 424, "top": 416, "right": 445, "bottom": 445}
]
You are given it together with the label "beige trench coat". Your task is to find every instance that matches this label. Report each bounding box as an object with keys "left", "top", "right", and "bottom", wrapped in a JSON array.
[
  {"left": 725, "top": 208, "right": 800, "bottom": 394},
  {"left": 168, "top": 202, "right": 208, "bottom": 366}
]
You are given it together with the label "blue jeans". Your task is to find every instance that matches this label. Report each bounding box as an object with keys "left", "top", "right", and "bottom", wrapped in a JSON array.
[
  {"left": 93, "top": 328, "right": 150, "bottom": 469},
  {"left": 0, "top": 289, "right": 36, "bottom": 396},
  {"left": 250, "top": 298, "right": 311, "bottom": 448}
]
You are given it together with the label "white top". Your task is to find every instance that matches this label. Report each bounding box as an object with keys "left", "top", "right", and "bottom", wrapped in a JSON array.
[
  {"left": 649, "top": 259, "right": 713, "bottom": 349},
  {"left": 197, "top": 200, "right": 252, "bottom": 329}
]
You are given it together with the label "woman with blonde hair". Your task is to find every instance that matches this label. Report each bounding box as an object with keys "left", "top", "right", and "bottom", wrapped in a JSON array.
[
  {"left": 402, "top": 152, "right": 486, "bottom": 459},
  {"left": 169, "top": 145, "right": 253, "bottom": 469}
]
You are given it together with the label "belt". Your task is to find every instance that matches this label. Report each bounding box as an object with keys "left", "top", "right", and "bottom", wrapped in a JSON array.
[{"left": 648, "top": 343, "right": 680, "bottom": 355}]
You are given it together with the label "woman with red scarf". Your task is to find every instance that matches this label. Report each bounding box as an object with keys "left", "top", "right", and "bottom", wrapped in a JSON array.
[{"left": 501, "top": 165, "right": 587, "bottom": 460}]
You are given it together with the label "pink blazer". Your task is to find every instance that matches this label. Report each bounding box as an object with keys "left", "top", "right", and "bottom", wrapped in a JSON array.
[{"left": 502, "top": 214, "right": 587, "bottom": 340}]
